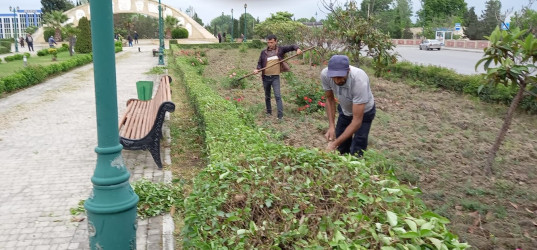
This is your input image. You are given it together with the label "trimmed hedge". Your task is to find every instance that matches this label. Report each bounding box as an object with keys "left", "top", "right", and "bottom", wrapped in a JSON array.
[
  {"left": 4, "top": 53, "right": 31, "bottom": 62},
  {"left": 0, "top": 42, "right": 122, "bottom": 95},
  {"left": 0, "top": 54, "right": 93, "bottom": 94},
  {"left": 377, "top": 61, "right": 537, "bottom": 114}
]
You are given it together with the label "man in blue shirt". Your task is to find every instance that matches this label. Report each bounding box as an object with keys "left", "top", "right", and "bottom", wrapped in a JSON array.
[
  {"left": 321, "top": 55, "right": 376, "bottom": 156},
  {"left": 48, "top": 36, "right": 57, "bottom": 48}
]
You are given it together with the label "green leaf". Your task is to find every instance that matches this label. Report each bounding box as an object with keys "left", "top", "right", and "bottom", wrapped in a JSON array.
[
  {"left": 219, "top": 171, "right": 230, "bottom": 180},
  {"left": 405, "top": 219, "right": 418, "bottom": 232},
  {"left": 428, "top": 237, "right": 443, "bottom": 250},
  {"left": 237, "top": 229, "right": 247, "bottom": 235},
  {"left": 387, "top": 211, "right": 398, "bottom": 227},
  {"left": 265, "top": 199, "right": 273, "bottom": 208},
  {"left": 334, "top": 230, "right": 346, "bottom": 242},
  {"left": 399, "top": 231, "right": 419, "bottom": 238},
  {"left": 421, "top": 211, "right": 450, "bottom": 224},
  {"left": 477, "top": 84, "right": 485, "bottom": 94}
]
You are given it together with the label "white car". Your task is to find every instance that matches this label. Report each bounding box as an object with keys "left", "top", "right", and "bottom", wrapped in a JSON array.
[{"left": 419, "top": 39, "right": 442, "bottom": 50}]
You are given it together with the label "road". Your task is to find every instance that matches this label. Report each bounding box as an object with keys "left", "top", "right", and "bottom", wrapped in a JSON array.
[{"left": 393, "top": 45, "right": 487, "bottom": 75}]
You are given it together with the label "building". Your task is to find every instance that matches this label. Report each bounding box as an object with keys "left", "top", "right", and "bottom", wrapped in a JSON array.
[{"left": 0, "top": 9, "right": 43, "bottom": 39}]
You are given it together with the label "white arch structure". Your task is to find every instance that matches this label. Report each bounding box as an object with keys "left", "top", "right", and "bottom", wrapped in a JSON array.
[{"left": 34, "top": 0, "right": 217, "bottom": 43}]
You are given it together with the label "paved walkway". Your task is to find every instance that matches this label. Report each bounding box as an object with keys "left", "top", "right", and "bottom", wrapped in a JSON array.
[{"left": 0, "top": 42, "right": 174, "bottom": 249}]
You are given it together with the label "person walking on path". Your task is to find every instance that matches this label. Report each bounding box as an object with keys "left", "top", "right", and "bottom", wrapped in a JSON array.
[
  {"left": 48, "top": 36, "right": 57, "bottom": 48},
  {"left": 134, "top": 31, "right": 139, "bottom": 44},
  {"left": 321, "top": 55, "right": 376, "bottom": 157},
  {"left": 217, "top": 33, "right": 222, "bottom": 43},
  {"left": 127, "top": 35, "right": 133, "bottom": 47},
  {"left": 19, "top": 37, "right": 25, "bottom": 48},
  {"left": 26, "top": 34, "right": 34, "bottom": 51},
  {"left": 253, "top": 34, "right": 302, "bottom": 120}
]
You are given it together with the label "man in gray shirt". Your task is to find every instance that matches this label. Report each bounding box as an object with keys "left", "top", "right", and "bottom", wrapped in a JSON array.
[{"left": 321, "top": 55, "right": 376, "bottom": 156}]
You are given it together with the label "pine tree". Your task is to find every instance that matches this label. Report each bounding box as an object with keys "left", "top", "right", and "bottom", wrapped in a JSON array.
[
  {"left": 463, "top": 7, "right": 482, "bottom": 40},
  {"left": 480, "top": 0, "right": 502, "bottom": 37},
  {"left": 75, "top": 17, "right": 92, "bottom": 54}
]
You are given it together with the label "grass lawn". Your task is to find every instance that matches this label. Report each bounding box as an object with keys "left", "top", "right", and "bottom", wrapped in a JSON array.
[{"left": 0, "top": 51, "right": 89, "bottom": 78}]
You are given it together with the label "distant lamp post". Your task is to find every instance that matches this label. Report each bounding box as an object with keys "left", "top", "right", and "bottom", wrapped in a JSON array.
[
  {"left": 231, "top": 9, "right": 234, "bottom": 42},
  {"left": 243, "top": 3, "right": 247, "bottom": 42},
  {"left": 158, "top": 0, "right": 164, "bottom": 65},
  {"left": 9, "top": 6, "right": 19, "bottom": 53}
]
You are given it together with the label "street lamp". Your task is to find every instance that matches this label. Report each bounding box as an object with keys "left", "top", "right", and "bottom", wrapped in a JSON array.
[
  {"left": 158, "top": 0, "right": 164, "bottom": 65},
  {"left": 9, "top": 6, "right": 19, "bottom": 53},
  {"left": 243, "top": 3, "right": 247, "bottom": 42},
  {"left": 84, "top": 0, "right": 139, "bottom": 248},
  {"left": 231, "top": 9, "right": 234, "bottom": 42}
]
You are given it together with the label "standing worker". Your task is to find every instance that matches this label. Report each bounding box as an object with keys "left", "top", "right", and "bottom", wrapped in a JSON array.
[
  {"left": 253, "top": 34, "right": 302, "bottom": 120},
  {"left": 48, "top": 36, "right": 57, "bottom": 48},
  {"left": 321, "top": 55, "right": 376, "bottom": 157}
]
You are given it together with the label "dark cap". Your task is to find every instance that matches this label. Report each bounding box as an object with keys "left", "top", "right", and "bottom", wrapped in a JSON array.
[{"left": 327, "top": 55, "right": 350, "bottom": 77}]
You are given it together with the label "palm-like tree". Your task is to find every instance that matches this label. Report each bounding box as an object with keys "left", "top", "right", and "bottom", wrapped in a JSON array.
[
  {"left": 43, "top": 10, "right": 68, "bottom": 42},
  {"left": 164, "top": 16, "right": 179, "bottom": 39}
]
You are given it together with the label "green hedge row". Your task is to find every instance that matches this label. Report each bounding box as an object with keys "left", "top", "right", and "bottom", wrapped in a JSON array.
[
  {"left": 0, "top": 54, "right": 93, "bottom": 94},
  {"left": 4, "top": 53, "right": 31, "bottom": 62},
  {"left": 0, "top": 40, "right": 11, "bottom": 54},
  {"left": 37, "top": 44, "right": 69, "bottom": 56},
  {"left": 172, "top": 53, "right": 469, "bottom": 249},
  {"left": 176, "top": 39, "right": 264, "bottom": 49},
  {"left": 379, "top": 61, "right": 537, "bottom": 114},
  {"left": 0, "top": 43, "right": 122, "bottom": 95}
]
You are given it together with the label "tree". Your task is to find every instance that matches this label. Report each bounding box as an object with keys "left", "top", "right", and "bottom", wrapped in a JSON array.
[
  {"left": 26, "top": 25, "right": 38, "bottom": 34},
  {"left": 63, "top": 24, "right": 78, "bottom": 56},
  {"left": 463, "top": 7, "right": 482, "bottom": 39},
  {"left": 389, "top": 0, "right": 413, "bottom": 38},
  {"left": 164, "top": 16, "right": 179, "bottom": 39},
  {"left": 193, "top": 13, "right": 204, "bottom": 26},
  {"left": 238, "top": 13, "right": 256, "bottom": 39},
  {"left": 43, "top": 10, "right": 68, "bottom": 42},
  {"left": 512, "top": 2, "right": 537, "bottom": 37},
  {"left": 323, "top": 0, "right": 397, "bottom": 77},
  {"left": 416, "top": 0, "right": 467, "bottom": 28},
  {"left": 476, "top": 27, "right": 537, "bottom": 175},
  {"left": 480, "top": 0, "right": 503, "bottom": 38},
  {"left": 41, "top": 0, "right": 74, "bottom": 13},
  {"left": 255, "top": 12, "right": 307, "bottom": 44},
  {"left": 75, "top": 17, "right": 91, "bottom": 53}
]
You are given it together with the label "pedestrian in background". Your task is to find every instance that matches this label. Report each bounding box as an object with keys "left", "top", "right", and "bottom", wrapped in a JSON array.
[{"left": 26, "top": 34, "right": 34, "bottom": 51}]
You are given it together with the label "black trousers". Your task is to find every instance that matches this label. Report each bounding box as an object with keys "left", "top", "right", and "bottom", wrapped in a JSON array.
[{"left": 335, "top": 104, "right": 376, "bottom": 156}]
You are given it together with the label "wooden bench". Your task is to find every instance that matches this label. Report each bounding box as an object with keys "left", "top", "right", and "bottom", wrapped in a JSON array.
[{"left": 118, "top": 75, "right": 175, "bottom": 169}]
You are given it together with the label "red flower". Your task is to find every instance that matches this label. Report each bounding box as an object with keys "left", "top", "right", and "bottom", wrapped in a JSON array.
[
  {"left": 304, "top": 96, "right": 308, "bottom": 100},
  {"left": 308, "top": 98, "right": 312, "bottom": 103},
  {"left": 321, "top": 96, "right": 325, "bottom": 100},
  {"left": 305, "top": 104, "right": 310, "bottom": 108},
  {"left": 320, "top": 102, "right": 326, "bottom": 107}
]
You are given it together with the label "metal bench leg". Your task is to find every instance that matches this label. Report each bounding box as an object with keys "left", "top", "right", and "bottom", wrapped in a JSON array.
[{"left": 149, "top": 141, "right": 163, "bottom": 169}]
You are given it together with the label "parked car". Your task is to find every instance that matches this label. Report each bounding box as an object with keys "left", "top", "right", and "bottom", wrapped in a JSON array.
[{"left": 419, "top": 39, "right": 442, "bottom": 50}]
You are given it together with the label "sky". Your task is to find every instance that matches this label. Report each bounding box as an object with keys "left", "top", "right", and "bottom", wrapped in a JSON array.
[{"left": 0, "top": 0, "right": 532, "bottom": 24}]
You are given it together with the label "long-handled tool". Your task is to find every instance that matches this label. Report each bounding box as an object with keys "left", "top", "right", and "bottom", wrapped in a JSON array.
[{"left": 233, "top": 46, "right": 316, "bottom": 84}]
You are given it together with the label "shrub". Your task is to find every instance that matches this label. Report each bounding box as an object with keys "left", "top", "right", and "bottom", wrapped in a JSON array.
[
  {"left": 169, "top": 39, "right": 178, "bottom": 45},
  {"left": 283, "top": 72, "right": 325, "bottom": 113},
  {"left": 250, "top": 39, "right": 264, "bottom": 49},
  {"left": 43, "top": 28, "right": 65, "bottom": 42},
  {"left": 37, "top": 49, "right": 49, "bottom": 56},
  {"left": 0, "top": 46, "right": 10, "bottom": 54},
  {"left": 171, "top": 27, "right": 189, "bottom": 39},
  {"left": 0, "top": 79, "right": 5, "bottom": 94},
  {"left": 75, "top": 17, "right": 92, "bottom": 54}
]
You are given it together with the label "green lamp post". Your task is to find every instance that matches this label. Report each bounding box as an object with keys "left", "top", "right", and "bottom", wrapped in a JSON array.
[
  {"left": 84, "top": 0, "right": 139, "bottom": 249},
  {"left": 243, "top": 3, "right": 247, "bottom": 42},
  {"left": 231, "top": 8, "right": 234, "bottom": 42},
  {"left": 9, "top": 6, "right": 19, "bottom": 53},
  {"left": 158, "top": 0, "right": 165, "bottom": 65}
]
